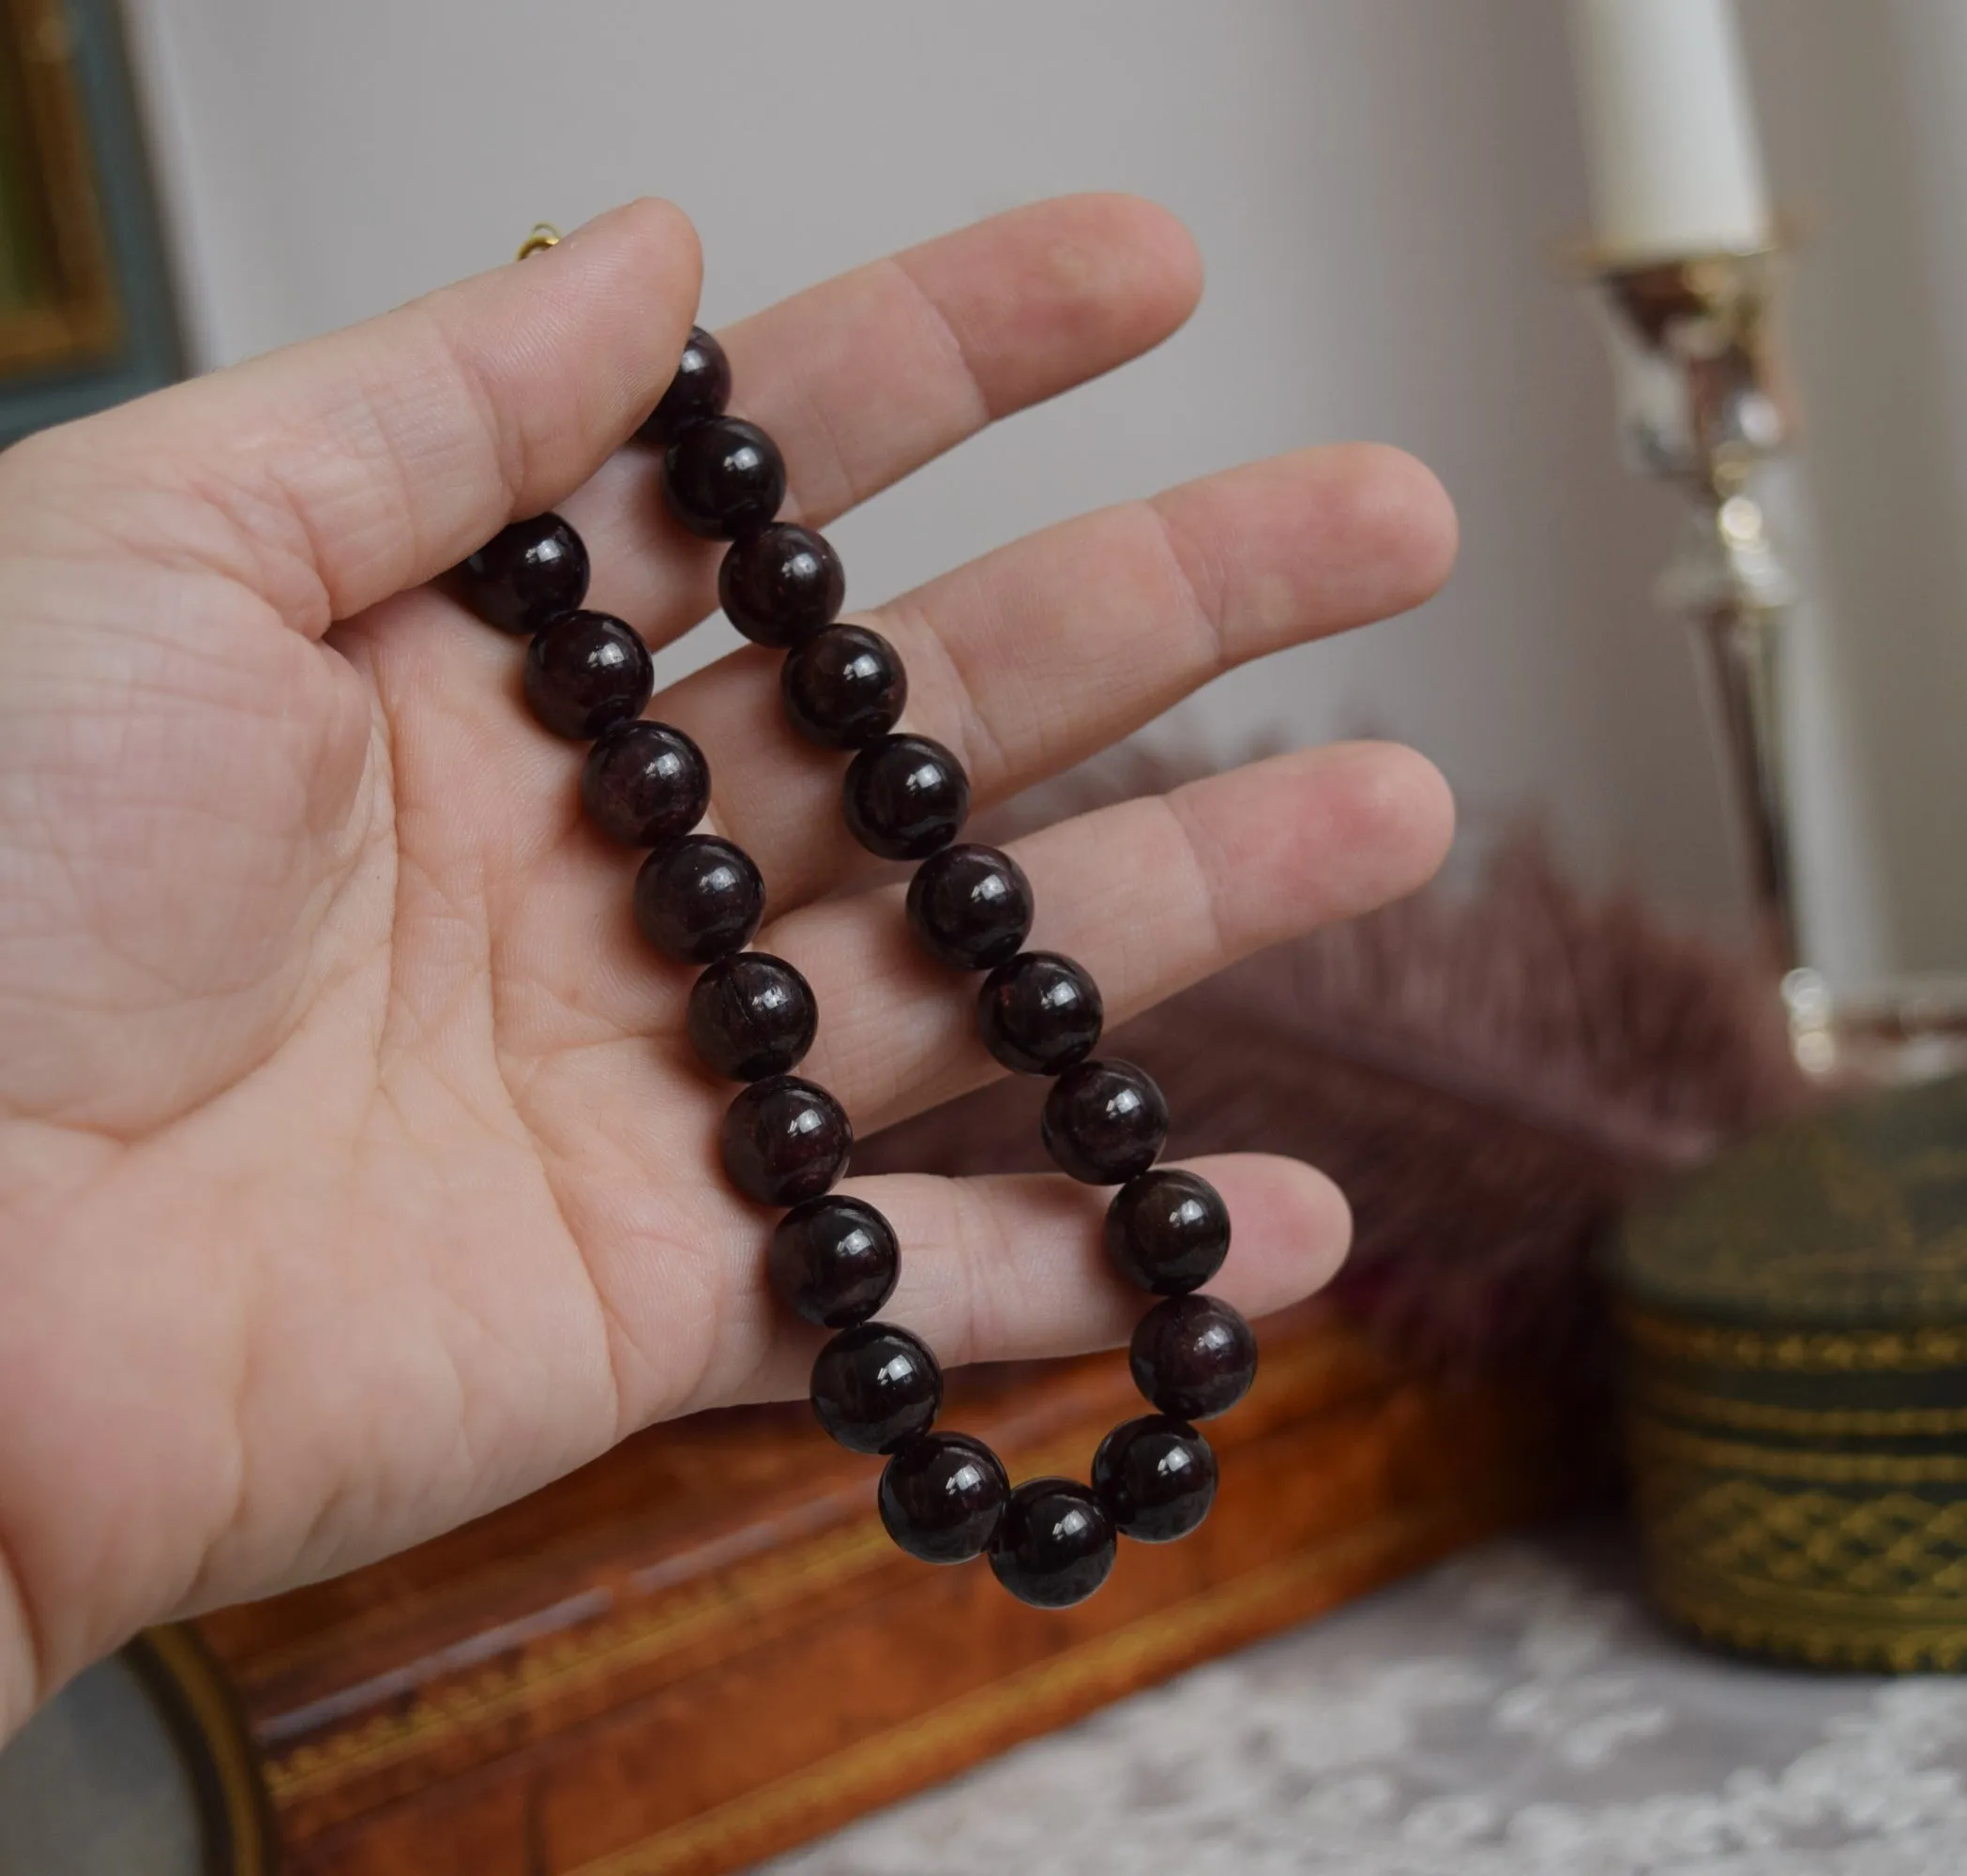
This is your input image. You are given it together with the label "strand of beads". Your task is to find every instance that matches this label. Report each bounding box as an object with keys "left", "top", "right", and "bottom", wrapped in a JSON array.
[
  {"left": 652, "top": 324, "right": 1262, "bottom": 1603},
  {"left": 451, "top": 317, "right": 1258, "bottom": 1609}
]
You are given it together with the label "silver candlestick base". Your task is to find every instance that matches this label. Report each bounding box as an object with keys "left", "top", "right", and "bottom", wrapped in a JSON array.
[{"left": 1586, "top": 243, "right": 1967, "bottom": 1086}]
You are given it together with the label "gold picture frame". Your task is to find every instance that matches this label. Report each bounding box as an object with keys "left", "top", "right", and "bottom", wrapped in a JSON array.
[{"left": 0, "top": 0, "right": 121, "bottom": 377}]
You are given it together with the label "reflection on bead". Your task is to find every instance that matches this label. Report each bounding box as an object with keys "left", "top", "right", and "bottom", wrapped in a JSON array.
[
  {"left": 639, "top": 325, "right": 732, "bottom": 446},
  {"left": 768, "top": 1194, "right": 900, "bottom": 1328},
  {"left": 879, "top": 1432, "right": 1009, "bottom": 1563},
  {"left": 632, "top": 835, "right": 764, "bottom": 963},
  {"left": 581, "top": 719, "right": 709, "bottom": 846},
  {"left": 842, "top": 734, "right": 970, "bottom": 861},
  {"left": 976, "top": 951, "right": 1103, "bottom": 1076},
  {"left": 663, "top": 416, "right": 787, "bottom": 539},
  {"left": 905, "top": 843, "right": 1033, "bottom": 972},
  {"left": 687, "top": 952, "right": 817, "bottom": 1082},
  {"left": 719, "top": 524, "right": 845, "bottom": 648},
  {"left": 1105, "top": 1169, "right": 1230, "bottom": 1295},
  {"left": 719, "top": 1074, "right": 853, "bottom": 1206},
  {"left": 1092, "top": 1415, "right": 1217, "bottom": 1543},
  {"left": 522, "top": 611, "right": 654, "bottom": 740},
  {"left": 1040, "top": 1059, "right": 1169, "bottom": 1185},
  {"left": 780, "top": 625, "right": 908, "bottom": 749},
  {"left": 809, "top": 1322, "right": 942, "bottom": 1454},
  {"left": 1128, "top": 1294, "right": 1258, "bottom": 1421},
  {"left": 456, "top": 513, "right": 590, "bottom": 635},
  {"left": 988, "top": 1478, "right": 1116, "bottom": 1608}
]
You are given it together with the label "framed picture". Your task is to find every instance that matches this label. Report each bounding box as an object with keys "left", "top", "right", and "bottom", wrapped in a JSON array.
[{"left": 0, "top": 0, "right": 180, "bottom": 445}]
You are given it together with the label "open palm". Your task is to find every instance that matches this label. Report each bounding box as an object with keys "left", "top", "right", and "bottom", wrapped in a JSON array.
[{"left": 0, "top": 196, "right": 1456, "bottom": 1737}]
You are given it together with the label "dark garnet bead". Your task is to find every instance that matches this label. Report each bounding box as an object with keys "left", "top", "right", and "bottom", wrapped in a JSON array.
[
  {"left": 1106, "top": 1169, "right": 1231, "bottom": 1295},
  {"left": 1040, "top": 1059, "right": 1169, "bottom": 1185},
  {"left": 988, "top": 1478, "right": 1116, "bottom": 1609},
  {"left": 719, "top": 524, "right": 845, "bottom": 648},
  {"left": 719, "top": 1075, "right": 852, "bottom": 1206},
  {"left": 455, "top": 513, "right": 589, "bottom": 635},
  {"left": 768, "top": 1194, "right": 900, "bottom": 1328},
  {"left": 522, "top": 611, "right": 653, "bottom": 740},
  {"left": 781, "top": 625, "right": 908, "bottom": 749},
  {"left": 1128, "top": 1294, "right": 1258, "bottom": 1421},
  {"left": 638, "top": 325, "right": 732, "bottom": 446},
  {"left": 1092, "top": 1416, "right": 1218, "bottom": 1544},
  {"left": 880, "top": 1433, "right": 1010, "bottom": 1564},
  {"left": 976, "top": 952, "right": 1103, "bottom": 1076},
  {"left": 687, "top": 952, "right": 817, "bottom": 1082},
  {"left": 663, "top": 416, "right": 786, "bottom": 539},
  {"left": 809, "top": 1322, "right": 942, "bottom": 1455},
  {"left": 905, "top": 843, "right": 1033, "bottom": 972},
  {"left": 581, "top": 719, "right": 709, "bottom": 847},
  {"left": 842, "top": 734, "right": 970, "bottom": 861},
  {"left": 632, "top": 835, "right": 764, "bottom": 963}
]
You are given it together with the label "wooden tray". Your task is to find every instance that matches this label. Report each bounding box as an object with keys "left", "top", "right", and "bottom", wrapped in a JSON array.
[{"left": 163, "top": 1300, "right": 1597, "bottom": 1875}]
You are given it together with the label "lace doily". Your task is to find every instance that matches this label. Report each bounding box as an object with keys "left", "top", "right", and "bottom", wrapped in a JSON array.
[{"left": 761, "top": 1523, "right": 1967, "bottom": 1876}]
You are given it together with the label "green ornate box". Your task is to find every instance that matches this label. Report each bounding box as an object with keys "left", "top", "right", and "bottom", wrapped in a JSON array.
[{"left": 1611, "top": 1074, "right": 1967, "bottom": 1672}]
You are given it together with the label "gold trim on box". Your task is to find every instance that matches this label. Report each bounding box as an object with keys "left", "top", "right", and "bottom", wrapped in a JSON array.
[
  {"left": 1623, "top": 1305, "right": 1967, "bottom": 1374},
  {"left": 563, "top": 1493, "right": 1507, "bottom": 1876},
  {"left": 1630, "top": 1376, "right": 1967, "bottom": 1439},
  {"left": 1627, "top": 1413, "right": 1967, "bottom": 1485},
  {"left": 129, "top": 1625, "right": 279, "bottom": 1875},
  {"left": 1657, "top": 1578, "right": 1967, "bottom": 1673},
  {"left": 257, "top": 1337, "right": 1369, "bottom": 1804},
  {"left": 0, "top": 0, "right": 122, "bottom": 374},
  {"left": 260, "top": 1433, "right": 1125, "bottom": 1802},
  {"left": 1640, "top": 1475, "right": 1967, "bottom": 1604},
  {"left": 263, "top": 1515, "right": 898, "bottom": 1804},
  {"left": 1630, "top": 1435, "right": 1967, "bottom": 1670}
]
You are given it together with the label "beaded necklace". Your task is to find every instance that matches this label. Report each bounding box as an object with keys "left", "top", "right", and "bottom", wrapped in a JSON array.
[{"left": 454, "top": 286, "right": 1256, "bottom": 1608}]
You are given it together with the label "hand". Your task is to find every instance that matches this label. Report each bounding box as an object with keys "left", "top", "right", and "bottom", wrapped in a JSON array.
[{"left": 0, "top": 196, "right": 1455, "bottom": 1736}]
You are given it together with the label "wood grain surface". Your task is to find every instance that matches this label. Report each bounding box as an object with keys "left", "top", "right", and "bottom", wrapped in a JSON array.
[{"left": 189, "top": 1302, "right": 1599, "bottom": 1874}]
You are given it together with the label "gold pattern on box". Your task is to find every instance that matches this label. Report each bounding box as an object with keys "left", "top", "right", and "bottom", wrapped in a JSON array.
[{"left": 1613, "top": 1079, "right": 1967, "bottom": 1672}]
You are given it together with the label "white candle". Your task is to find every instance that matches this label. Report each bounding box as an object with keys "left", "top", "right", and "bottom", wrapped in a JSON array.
[{"left": 1568, "top": 0, "right": 1772, "bottom": 260}]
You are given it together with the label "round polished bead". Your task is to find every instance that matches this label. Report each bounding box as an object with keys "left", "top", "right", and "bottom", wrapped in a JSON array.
[
  {"left": 719, "top": 1074, "right": 853, "bottom": 1206},
  {"left": 879, "top": 1432, "right": 1010, "bottom": 1564},
  {"left": 522, "top": 611, "right": 653, "bottom": 740},
  {"left": 905, "top": 843, "right": 1033, "bottom": 972},
  {"left": 842, "top": 734, "right": 970, "bottom": 862},
  {"left": 455, "top": 513, "right": 590, "bottom": 635},
  {"left": 768, "top": 1194, "right": 900, "bottom": 1328},
  {"left": 976, "top": 951, "right": 1103, "bottom": 1076},
  {"left": 632, "top": 835, "right": 764, "bottom": 963},
  {"left": 1092, "top": 1415, "right": 1218, "bottom": 1543},
  {"left": 1105, "top": 1169, "right": 1231, "bottom": 1296},
  {"left": 809, "top": 1322, "right": 942, "bottom": 1455},
  {"left": 780, "top": 625, "right": 908, "bottom": 749},
  {"left": 1128, "top": 1294, "right": 1258, "bottom": 1421},
  {"left": 1040, "top": 1059, "right": 1170, "bottom": 1185},
  {"left": 988, "top": 1478, "right": 1116, "bottom": 1609},
  {"left": 719, "top": 524, "right": 845, "bottom": 648},
  {"left": 687, "top": 952, "right": 817, "bottom": 1082},
  {"left": 663, "top": 416, "right": 787, "bottom": 539},
  {"left": 580, "top": 719, "right": 709, "bottom": 847},
  {"left": 638, "top": 325, "right": 732, "bottom": 446}
]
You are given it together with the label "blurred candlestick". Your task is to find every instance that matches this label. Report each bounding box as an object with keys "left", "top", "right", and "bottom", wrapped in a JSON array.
[{"left": 1568, "top": 0, "right": 1772, "bottom": 259}]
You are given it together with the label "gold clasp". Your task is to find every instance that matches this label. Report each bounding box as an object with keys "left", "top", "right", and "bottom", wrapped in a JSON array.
[{"left": 516, "top": 223, "right": 562, "bottom": 262}]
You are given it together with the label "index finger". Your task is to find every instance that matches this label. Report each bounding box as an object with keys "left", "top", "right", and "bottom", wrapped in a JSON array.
[
  {"left": 563, "top": 192, "right": 1205, "bottom": 638},
  {"left": 7, "top": 199, "right": 704, "bottom": 637}
]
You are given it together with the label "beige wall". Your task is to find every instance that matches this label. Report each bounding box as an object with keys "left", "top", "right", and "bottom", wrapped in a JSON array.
[{"left": 123, "top": 0, "right": 1967, "bottom": 987}]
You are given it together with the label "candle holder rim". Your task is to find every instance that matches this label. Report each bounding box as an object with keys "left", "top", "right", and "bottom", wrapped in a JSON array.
[{"left": 1548, "top": 215, "right": 1807, "bottom": 284}]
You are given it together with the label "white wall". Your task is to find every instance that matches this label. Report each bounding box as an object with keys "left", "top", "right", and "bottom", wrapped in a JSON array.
[{"left": 121, "top": 0, "right": 1967, "bottom": 985}]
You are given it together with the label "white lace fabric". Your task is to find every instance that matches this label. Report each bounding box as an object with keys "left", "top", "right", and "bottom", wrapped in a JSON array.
[{"left": 761, "top": 1524, "right": 1967, "bottom": 1876}]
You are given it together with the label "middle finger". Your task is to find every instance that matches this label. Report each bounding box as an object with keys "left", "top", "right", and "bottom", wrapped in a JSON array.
[{"left": 662, "top": 442, "right": 1455, "bottom": 913}]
